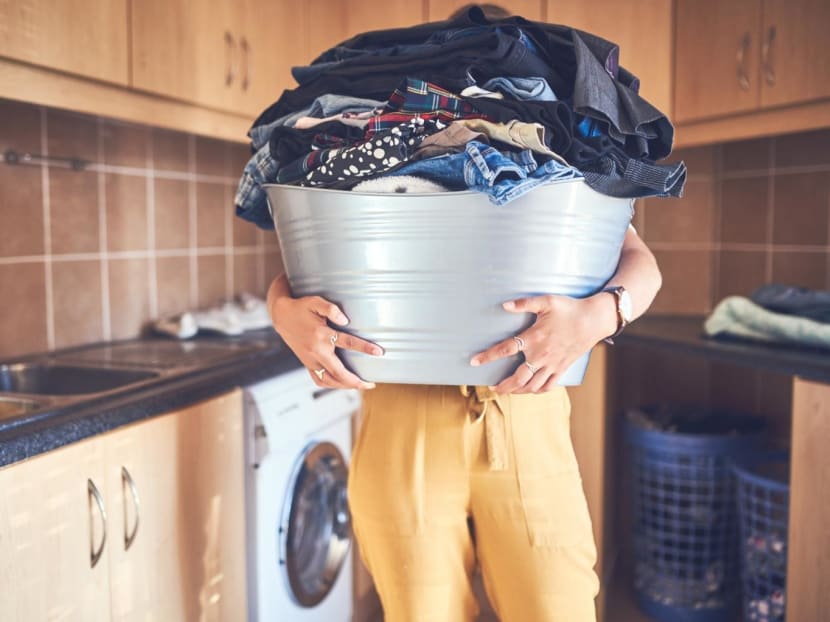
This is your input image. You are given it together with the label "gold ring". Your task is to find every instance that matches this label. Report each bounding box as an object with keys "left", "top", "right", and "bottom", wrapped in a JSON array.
[
  {"left": 524, "top": 361, "right": 538, "bottom": 374},
  {"left": 313, "top": 368, "right": 326, "bottom": 380},
  {"left": 513, "top": 336, "right": 525, "bottom": 352}
]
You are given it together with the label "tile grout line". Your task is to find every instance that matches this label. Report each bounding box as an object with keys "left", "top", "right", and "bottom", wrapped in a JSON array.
[
  {"left": 97, "top": 118, "right": 112, "bottom": 341},
  {"left": 147, "top": 137, "right": 158, "bottom": 319},
  {"left": 40, "top": 107, "right": 55, "bottom": 350},
  {"left": 188, "top": 136, "right": 199, "bottom": 308},
  {"left": 765, "top": 138, "right": 776, "bottom": 283},
  {"left": 0, "top": 247, "right": 263, "bottom": 265}
]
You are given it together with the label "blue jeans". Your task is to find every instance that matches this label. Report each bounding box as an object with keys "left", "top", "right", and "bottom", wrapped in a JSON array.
[
  {"left": 480, "top": 76, "right": 557, "bottom": 102},
  {"left": 386, "top": 140, "right": 582, "bottom": 206}
]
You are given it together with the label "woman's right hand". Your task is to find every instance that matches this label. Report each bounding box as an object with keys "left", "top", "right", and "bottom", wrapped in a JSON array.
[{"left": 267, "top": 276, "right": 383, "bottom": 390}]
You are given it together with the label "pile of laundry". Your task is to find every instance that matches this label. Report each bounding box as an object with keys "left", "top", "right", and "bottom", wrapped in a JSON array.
[
  {"left": 235, "top": 5, "right": 687, "bottom": 230},
  {"left": 704, "top": 284, "right": 830, "bottom": 350}
]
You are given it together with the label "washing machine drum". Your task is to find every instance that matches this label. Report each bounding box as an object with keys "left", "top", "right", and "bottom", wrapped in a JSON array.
[{"left": 280, "top": 441, "right": 351, "bottom": 607}]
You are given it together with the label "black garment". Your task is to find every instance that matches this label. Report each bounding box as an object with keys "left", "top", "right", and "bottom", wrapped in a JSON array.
[
  {"left": 254, "top": 6, "right": 673, "bottom": 160},
  {"left": 750, "top": 284, "right": 830, "bottom": 324},
  {"left": 269, "top": 121, "right": 365, "bottom": 165}
]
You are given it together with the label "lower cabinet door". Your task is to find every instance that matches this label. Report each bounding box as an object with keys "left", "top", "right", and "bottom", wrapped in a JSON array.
[
  {"left": 103, "top": 390, "right": 247, "bottom": 622},
  {"left": 0, "top": 437, "right": 111, "bottom": 622}
]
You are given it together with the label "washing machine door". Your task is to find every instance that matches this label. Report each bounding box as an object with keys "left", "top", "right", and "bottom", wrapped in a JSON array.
[{"left": 279, "top": 440, "right": 351, "bottom": 607}]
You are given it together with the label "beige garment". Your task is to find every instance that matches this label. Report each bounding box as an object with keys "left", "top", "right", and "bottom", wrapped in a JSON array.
[
  {"left": 411, "top": 122, "right": 489, "bottom": 161},
  {"left": 291, "top": 109, "right": 376, "bottom": 130},
  {"left": 456, "top": 118, "right": 568, "bottom": 164},
  {"left": 349, "top": 383, "right": 599, "bottom": 622}
]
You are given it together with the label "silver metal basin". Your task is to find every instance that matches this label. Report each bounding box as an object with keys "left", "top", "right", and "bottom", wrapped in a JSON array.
[
  {"left": 0, "top": 397, "right": 42, "bottom": 420},
  {"left": 0, "top": 363, "right": 159, "bottom": 396}
]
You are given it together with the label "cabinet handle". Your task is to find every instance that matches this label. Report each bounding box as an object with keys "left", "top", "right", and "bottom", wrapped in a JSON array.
[
  {"left": 121, "top": 466, "right": 140, "bottom": 551},
  {"left": 87, "top": 479, "right": 107, "bottom": 569},
  {"left": 240, "top": 36, "right": 250, "bottom": 92},
  {"left": 762, "top": 25, "right": 777, "bottom": 86},
  {"left": 224, "top": 30, "right": 237, "bottom": 87},
  {"left": 736, "top": 32, "right": 751, "bottom": 91}
]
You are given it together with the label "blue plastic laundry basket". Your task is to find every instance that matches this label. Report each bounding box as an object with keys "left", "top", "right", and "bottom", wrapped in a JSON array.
[
  {"left": 733, "top": 454, "right": 789, "bottom": 622},
  {"left": 625, "top": 406, "right": 765, "bottom": 622}
]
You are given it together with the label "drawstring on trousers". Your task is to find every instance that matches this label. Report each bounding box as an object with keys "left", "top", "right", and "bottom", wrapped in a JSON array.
[{"left": 459, "top": 385, "right": 507, "bottom": 471}]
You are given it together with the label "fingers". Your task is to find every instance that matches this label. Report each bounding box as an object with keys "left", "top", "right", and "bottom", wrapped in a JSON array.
[
  {"left": 307, "top": 296, "right": 349, "bottom": 326},
  {"left": 319, "top": 350, "right": 376, "bottom": 390},
  {"left": 333, "top": 330, "right": 384, "bottom": 357},
  {"left": 492, "top": 362, "right": 535, "bottom": 394},
  {"left": 502, "top": 294, "right": 555, "bottom": 314},
  {"left": 307, "top": 367, "right": 338, "bottom": 389},
  {"left": 539, "top": 374, "right": 560, "bottom": 392},
  {"left": 471, "top": 332, "right": 530, "bottom": 366}
]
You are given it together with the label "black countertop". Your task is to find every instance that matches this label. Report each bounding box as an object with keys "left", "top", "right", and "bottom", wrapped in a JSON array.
[
  {"left": 617, "top": 315, "right": 830, "bottom": 383},
  {"left": 0, "top": 332, "right": 303, "bottom": 469}
]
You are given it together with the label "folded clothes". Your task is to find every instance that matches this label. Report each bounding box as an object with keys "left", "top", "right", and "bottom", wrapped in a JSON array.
[
  {"left": 704, "top": 296, "right": 830, "bottom": 350},
  {"left": 455, "top": 118, "right": 567, "bottom": 164},
  {"left": 153, "top": 294, "right": 272, "bottom": 339},
  {"left": 750, "top": 283, "right": 830, "bottom": 323}
]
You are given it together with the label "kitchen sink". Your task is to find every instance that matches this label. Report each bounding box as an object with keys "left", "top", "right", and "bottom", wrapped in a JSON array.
[
  {"left": 0, "top": 363, "right": 159, "bottom": 396},
  {"left": 0, "top": 397, "right": 42, "bottom": 420}
]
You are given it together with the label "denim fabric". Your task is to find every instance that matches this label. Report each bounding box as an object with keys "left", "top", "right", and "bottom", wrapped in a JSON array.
[
  {"left": 750, "top": 284, "right": 830, "bottom": 323},
  {"left": 249, "top": 95, "right": 383, "bottom": 151},
  {"left": 385, "top": 140, "right": 582, "bottom": 206},
  {"left": 480, "top": 76, "right": 557, "bottom": 101},
  {"left": 580, "top": 151, "right": 686, "bottom": 199},
  {"left": 235, "top": 145, "right": 279, "bottom": 230}
]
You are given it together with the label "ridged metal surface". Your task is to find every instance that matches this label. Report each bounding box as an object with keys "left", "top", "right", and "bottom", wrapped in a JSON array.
[{"left": 265, "top": 181, "right": 633, "bottom": 386}]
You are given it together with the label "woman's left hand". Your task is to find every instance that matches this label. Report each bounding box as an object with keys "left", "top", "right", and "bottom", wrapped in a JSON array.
[{"left": 469, "top": 293, "right": 618, "bottom": 394}]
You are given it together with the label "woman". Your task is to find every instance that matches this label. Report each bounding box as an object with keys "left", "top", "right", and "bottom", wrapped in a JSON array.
[{"left": 266, "top": 220, "right": 661, "bottom": 621}]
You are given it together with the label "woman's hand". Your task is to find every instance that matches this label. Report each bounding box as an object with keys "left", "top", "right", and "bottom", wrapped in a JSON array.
[
  {"left": 469, "top": 293, "right": 618, "bottom": 394},
  {"left": 267, "top": 277, "right": 383, "bottom": 390}
]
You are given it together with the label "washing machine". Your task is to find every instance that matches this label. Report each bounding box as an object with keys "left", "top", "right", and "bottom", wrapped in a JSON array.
[{"left": 244, "top": 366, "right": 360, "bottom": 621}]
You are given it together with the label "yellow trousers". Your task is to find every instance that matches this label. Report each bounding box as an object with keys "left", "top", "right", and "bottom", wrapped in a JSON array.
[{"left": 348, "top": 384, "right": 599, "bottom": 622}]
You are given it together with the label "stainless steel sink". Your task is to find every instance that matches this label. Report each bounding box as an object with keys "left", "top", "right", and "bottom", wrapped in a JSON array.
[
  {"left": 0, "top": 363, "right": 159, "bottom": 396},
  {"left": 0, "top": 396, "right": 42, "bottom": 420}
]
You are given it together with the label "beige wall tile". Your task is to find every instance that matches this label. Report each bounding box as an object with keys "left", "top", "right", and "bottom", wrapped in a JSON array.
[
  {"left": 722, "top": 137, "right": 771, "bottom": 173},
  {"left": 156, "top": 256, "right": 192, "bottom": 317},
  {"left": 651, "top": 250, "right": 713, "bottom": 314},
  {"left": 263, "top": 249, "right": 284, "bottom": 286},
  {"left": 772, "top": 172, "right": 830, "bottom": 246},
  {"left": 671, "top": 145, "right": 716, "bottom": 178},
  {"left": 106, "top": 174, "right": 148, "bottom": 251},
  {"left": 233, "top": 211, "right": 259, "bottom": 247},
  {"left": 108, "top": 258, "right": 151, "bottom": 340},
  {"left": 716, "top": 250, "right": 767, "bottom": 301},
  {"left": 228, "top": 143, "right": 251, "bottom": 179},
  {"left": 0, "top": 263, "right": 48, "bottom": 358},
  {"left": 101, "top": 121, "right": 150, "bottom": 168},
  {"left": 52, "top": 260, "right": 103, "bottom": 348},
  {"left": 233, "top": 252, "right": 260, "bottom": 297},
  {"left": 719, "top": 177, "right": 769, "bottom": 244},
  {"left": 0, "top": 166, "right": 44, "bottom": 257},
  {"left": 197, "top": 255, "right": 227, "bottom": 308},
  {"left": 195, "top": 137, "right": 227, "bottom": 177},
  {"left": 642, "top": 178, "right": 714, "bottom": 244},
  {"left": 0, "top": 99, "right": 41, "bottom": 153},
  {"left": 154, "top": 179, "right": 190, "bottom": 249},
  {"left": 49, "top": 169, "right": 100, "bottom": 255},
  {"left": 47, "top": 109, "right": 98, "bottom": 163},
  {"left": 153, "top": 129, "right": 190, "bottom": 172},
  {"left": 771, "top": 251, "right": 828, "bottom": 290},
  {"left": 196, "top": 182, "right": 227, "bottom": 248},
  {"left": 775, "top": 129, "right": 830, "bottom": 168}
]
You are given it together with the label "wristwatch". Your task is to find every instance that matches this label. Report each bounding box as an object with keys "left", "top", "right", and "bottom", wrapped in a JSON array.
[{"left": 602, "top": 286, "right": 632, "bottom": 344}]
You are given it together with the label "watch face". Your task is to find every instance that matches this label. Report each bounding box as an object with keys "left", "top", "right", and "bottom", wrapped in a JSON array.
[{"left": 620, "top": 290, "right": 633, "bottom": 322}]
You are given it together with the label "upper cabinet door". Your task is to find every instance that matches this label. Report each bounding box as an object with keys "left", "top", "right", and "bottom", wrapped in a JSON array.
[
  {"left": 0, "top": 0, "right": 128, "bottom": 85},
  {"left": 344, "top": 0, "right": 428, "bottom": 35},
  {"left": 546, "top": 0, "right": 673, "bottom": 119},
  {"left": 674, "top": 0, "right": 762, "bottom": 123},
  {"left": 427, "top": 0, "right": 543, "bottom": 20},
  {"left": 760, "top": 0, "right": 830, "bottom": 108},
  {"left": 131, "top": 0, "right": 241, "bottom": 113}
]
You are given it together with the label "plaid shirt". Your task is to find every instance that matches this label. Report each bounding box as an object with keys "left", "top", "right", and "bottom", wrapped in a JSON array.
[{"left": 365, "top": 78, "right": 488, "bottom": 138}]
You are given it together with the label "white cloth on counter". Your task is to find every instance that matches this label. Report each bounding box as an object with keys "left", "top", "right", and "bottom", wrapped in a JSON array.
[{"left": 153, "top": 293, "right": 272, "bottom": 339}]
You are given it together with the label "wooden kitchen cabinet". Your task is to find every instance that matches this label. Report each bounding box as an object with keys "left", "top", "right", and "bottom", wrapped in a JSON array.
[
  {"left": 674, "top": 0, "right": 830, "bottom": 123},
  {"left": 0, "top": 436, "right": 111, "bottom": 622},
  {"left": 0, "top": 391, "right": 246, "bottom": 622},
  {"left": 427, "top": 0, "right": 543, "bottom": 20},
  {"left": 0, "top": 0, "right": 129, "bottom": 85}
]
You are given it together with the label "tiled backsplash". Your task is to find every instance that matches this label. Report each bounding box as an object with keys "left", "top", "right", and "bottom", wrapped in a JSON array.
[
  {"left": 639, "top": 130, "right": 830, "bottom": 314},
  {"left": 0, "top": 98, "right": 283, "bottom": 359}
]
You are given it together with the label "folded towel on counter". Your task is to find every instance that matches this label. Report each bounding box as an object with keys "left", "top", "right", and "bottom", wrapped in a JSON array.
[
  {"left": 153, "top": 293, "right": 272, "bottom": 339},
  {"left": 750, "top": 283, "right": 830, "bottom": 324},
  {"left": 704, "top": 296, "right": 830, "bottom": 350}
]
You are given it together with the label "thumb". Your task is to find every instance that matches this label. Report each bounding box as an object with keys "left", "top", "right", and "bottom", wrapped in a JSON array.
[{"left": 503, "top": 295, "right": 552, "bottom": 314}]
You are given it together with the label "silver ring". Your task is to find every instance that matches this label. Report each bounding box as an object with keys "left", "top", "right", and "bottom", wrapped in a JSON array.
[
  {"left": 513, "top": 336, "right": 525, "bottom": 352},
  {"left": 330, "top": 332, "right": 338, "bottom": 346},
  {"left": 313, "top": 368, "right": 326, "bottom": 380},
  {"left": 524, "top": 361, "right": 538, "bottom": 374}
]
